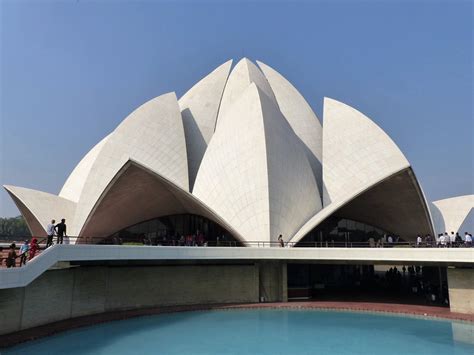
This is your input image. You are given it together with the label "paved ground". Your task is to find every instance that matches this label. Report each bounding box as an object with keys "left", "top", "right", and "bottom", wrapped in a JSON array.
[
  {"left": 1, "top": 301, "right": 472, "bottom": 348},
  {"left": 252, "top": 301, "right": 473, "bottom": 321}
]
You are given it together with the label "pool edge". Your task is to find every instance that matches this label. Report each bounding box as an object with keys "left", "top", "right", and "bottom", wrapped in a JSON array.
[{"left": 1, "top": 302, "right": 473, "bottom": 349}]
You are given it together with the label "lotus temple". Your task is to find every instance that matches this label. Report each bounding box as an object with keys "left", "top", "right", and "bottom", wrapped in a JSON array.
[
  {"left": 0, "top": 59, "right": 473, "bottom": 345},
  {"left": 3, "top": 58, "right": 472, "bottom": 245}
]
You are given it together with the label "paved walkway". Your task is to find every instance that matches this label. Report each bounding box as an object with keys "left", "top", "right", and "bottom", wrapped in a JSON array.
[
  {"left": 246, "top": 301, "right": 474, "bottom": 321},
  {"left": 1, "top": 301, "right": 472, "bottom": 348}
]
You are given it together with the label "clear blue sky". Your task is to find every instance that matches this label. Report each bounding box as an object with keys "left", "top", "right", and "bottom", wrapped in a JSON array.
[{"left": 0, "top": 0, "right": 472, "bottom": 217}]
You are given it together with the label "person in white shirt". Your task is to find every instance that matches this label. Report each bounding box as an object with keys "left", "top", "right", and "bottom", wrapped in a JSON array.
[
  {"left": 46, "top": 219, "right": 56, "bottom": 248},
  {"left": 449, "top": 232, "right": 456, "bottom": 247},
  {"left": 438, "top": 234, "right": 446, "bottom": 247},
  {"left": 19, "top": 240, "right": 29, "bottom": 266},
  {"left": 465, "top": 232, "right": 472, "bottom": 247},
  {"left": 444, "top": 232, "right": 450, "bottom": 247},
  {"left": 416, "top": 235, "right": 422, "bottom": 247}
]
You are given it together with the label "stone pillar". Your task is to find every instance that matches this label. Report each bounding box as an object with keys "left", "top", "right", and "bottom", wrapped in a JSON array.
[
  {"left": 258, "top": 261, "right": 287, "bottom": 302},
  {"left": 447, "top": 267, "right": 474, "bottom": 314}
]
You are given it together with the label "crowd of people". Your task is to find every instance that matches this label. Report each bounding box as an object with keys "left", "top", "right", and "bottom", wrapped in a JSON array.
[
  {"left": 2, "top": 216, "right": 472, "bottom": 268},
  {"left": 131, "top": 230, "right": 236, "bottom": 247},
  {"left": 415, "top": 231, "right": 472, "bottom": 248},
  {"left": 4, "top": 238, "right": 39, "bottom": 268},
  {"left": 141, "top": 230, "right": 209, "bottom": 247},
  {"left": 2, "top": 218, "right": 68, "bottom": 268},
  {"left": 365, "top": 231, "right": 473, "bottom": 248}
]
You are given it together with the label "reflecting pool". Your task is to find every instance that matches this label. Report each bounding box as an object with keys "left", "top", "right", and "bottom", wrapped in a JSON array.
[{"left": 4, "top": 309, "right": 474, "bottom": 354}]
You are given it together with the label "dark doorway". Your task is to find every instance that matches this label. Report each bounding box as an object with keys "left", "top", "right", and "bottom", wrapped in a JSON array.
[
  {"left": 287, "top": 263, "right": 449, "bottom": 306},
  {"left": 101, "top": 214, "right": 241, "bottom": 246}
]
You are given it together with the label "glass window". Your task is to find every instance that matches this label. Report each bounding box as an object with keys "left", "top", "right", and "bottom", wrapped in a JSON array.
[
  {"left": 296, "top": 217, "right": 392, "bottom": 247},
  {"left": 107, "top": 214, "right": 239, "bottom": 246}
]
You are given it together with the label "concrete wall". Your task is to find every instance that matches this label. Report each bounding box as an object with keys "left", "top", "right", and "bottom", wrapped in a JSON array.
[
  {"left": 0, "top": 263, "right": 260, "bottom": 335},
  {"left": 259, "top": 262, "right": 287, "bottom": 302},
  {"left": 447, "top": 268, "right": 474, "bottom": 314}
]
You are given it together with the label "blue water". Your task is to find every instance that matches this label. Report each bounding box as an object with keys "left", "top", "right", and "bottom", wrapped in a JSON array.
[{"left": 4, "top": 309, "right": 474, "bottom": 355}]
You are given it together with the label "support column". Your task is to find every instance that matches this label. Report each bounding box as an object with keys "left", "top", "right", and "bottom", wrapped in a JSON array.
[{"left": 447, "top": 267, "right": 474, "bottom": 314}]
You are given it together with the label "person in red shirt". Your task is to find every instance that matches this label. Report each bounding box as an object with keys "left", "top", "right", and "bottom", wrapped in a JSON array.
[{"left": 29, "top": 238, "right": 39, "bottom": 260}]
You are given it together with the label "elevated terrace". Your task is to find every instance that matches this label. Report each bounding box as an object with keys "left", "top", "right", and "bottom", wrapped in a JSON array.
[{"left": 1, "top": 244, "right": 472, "bottom": 289}]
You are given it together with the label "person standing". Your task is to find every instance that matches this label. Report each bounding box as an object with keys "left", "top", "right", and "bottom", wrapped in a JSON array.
[
  {"left": 55, "top": 219, "right": 67, "bottom": 245},
  {"left": 449, "top": 232, "right": 456, "bottom": 247},
  {"left": 455, "top": 233, "right": 462, "bottom": 246},
  {"left": 19, "top": 240, "right": 29, "bottom": 266},
  {"left": 278, "top": 234, "right": 284, "bottom": 247},
  {"left": 439, "top": 234, "right": 446, "bottom": 247},
  {"left": 416, "top": 235, "right": 422, "bottom": 247},
  {"left": 425, "top": 234, "right": 432, "bottom": 247},
  {"left": 46, "top": 219, "right": 56, "bottom": 248},
  {"left": 6, "top": 243, "right": 17, "bottom": 268},
  {"left": 29, "top": 238, "right": 39, "bottom": 260},
  {"left": 465, "top": 232, "right": 472, "bottom": 247},
  {"left": 387, "top": 235, "right": 393, "bottom": 245}
]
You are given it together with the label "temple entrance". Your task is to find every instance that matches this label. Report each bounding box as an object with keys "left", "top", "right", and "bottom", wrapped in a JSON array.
[
  {"left": 100, "top": 214, "right": 241, "bottom": 246},
  {"left": 287, "top": 263, "right": 449, "bottom": 306},
  {"left": 295, "top": 217, "right": 395, "bottom": 247}
]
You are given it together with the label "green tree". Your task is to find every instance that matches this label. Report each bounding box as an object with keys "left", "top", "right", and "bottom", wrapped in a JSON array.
[{"left": 0, "top": 216, "right": 31, "bottom": 241}]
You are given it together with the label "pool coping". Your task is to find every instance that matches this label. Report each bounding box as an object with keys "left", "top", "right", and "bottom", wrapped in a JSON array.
[{"left": 1, "top": 301, "right": 473, "bottom": 348}]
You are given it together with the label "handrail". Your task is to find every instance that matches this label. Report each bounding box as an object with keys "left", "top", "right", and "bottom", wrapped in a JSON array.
[
  {"left": 0, "top": 237, "right": 48, "bottom": 268},
  {"left": 1, "top": 236, "right": 472, "bottom": 249},
  {"left": 2, "top": 237, "right": 470, "bottom": 269}
]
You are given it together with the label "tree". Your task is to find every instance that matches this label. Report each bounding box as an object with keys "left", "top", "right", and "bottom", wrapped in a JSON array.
[{"left": 0, "top": 216, "right": 31, "bottom": 241}]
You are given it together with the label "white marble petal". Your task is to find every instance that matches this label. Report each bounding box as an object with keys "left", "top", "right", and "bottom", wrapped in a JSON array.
[
  {"left": 322, "top": 97, "right": 410, "bottom": 206},
  {"left": 193, "top": 83, "right": 321, "bottom": 244},
  {"left": 179, "top": 60, "right": 232, "bottom": 190},
  {"left": 59, "top": 134, "right": 110, "bottom": 202},
  {"left": 79, "top": 159, "right": 246, "bottom": 243},
  {"left": 288, "top": 98, "right": 419, "bottom": 244},
  {"left": 71, "top": 92, "right": 188, "bottom": 237},
  {"left": 431, "top": 195, "right": 474, "bottom": 235},
  {"left": 257, "top": 61, "right": 323, "bottom": 192},
  {"left": 3, "top": 185, "right": 76, "bottom": 240},
  {"left": 215, "top": 58, "right": 277, "bottom": 130}
]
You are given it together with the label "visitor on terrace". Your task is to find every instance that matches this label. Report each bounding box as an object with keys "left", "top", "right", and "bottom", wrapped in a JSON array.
[
  {"left": 19, "top": 240, "right": 29, "bottom": 266},
  {"left": 449, "top": 232, "right": 456, "bottom": 247},
  {"left": 455, "top": 233, "right": 463, "bottom": 246},
  {"left": 278, "top": 235, "right": 284, "bottom": 247},
  {"left": 55, "top": 218, "right": 67, "bottom": 244},
  {"left": 416, "top": 235, "right": 422, "bottom": 247},
  {"left": 438, "top": 234, "right": 447, "bottom": 247},
  {"left": 443, "top": 232, "right": 450, "bottom": 247},
  {"left": 196, "top": 231, "right": 205, "bottom": 246},
  {"left": 29, "top": 238, "right": 39, "bottom": 260},
  {"left": 465, "top": 233, "right": 472, "bottom": 247},
  {"left": 5, "top": 243, "right": 17, "bottom": 268},
  {"left": 46, "top": 219, "right": 56, "bottom": 248},
  {"left": 425, "top": 234, "right": 433, "bottom": 247}
]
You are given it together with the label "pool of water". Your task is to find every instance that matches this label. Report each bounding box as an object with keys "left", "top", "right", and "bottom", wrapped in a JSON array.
[{"left": 4, "top": 309, "right": 474, "bottom": 354}]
